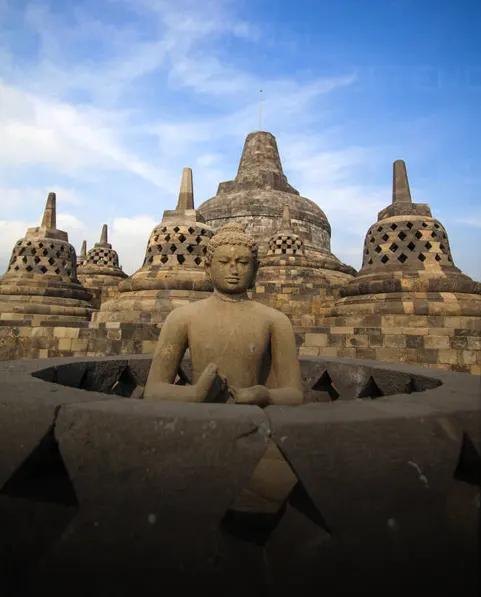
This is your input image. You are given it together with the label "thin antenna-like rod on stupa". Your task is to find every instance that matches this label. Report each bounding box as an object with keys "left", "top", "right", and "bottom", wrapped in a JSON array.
[{"left": 259, "top": 89, "right": 263, "bottom": 131}]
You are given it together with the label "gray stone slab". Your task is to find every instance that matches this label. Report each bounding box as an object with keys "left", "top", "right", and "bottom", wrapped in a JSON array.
[
  {"left": 265, "top": 401, "right": 478, "bottom": 596},
  {"left": 29, "top": 400, "right": 270, "bottom": 596}
]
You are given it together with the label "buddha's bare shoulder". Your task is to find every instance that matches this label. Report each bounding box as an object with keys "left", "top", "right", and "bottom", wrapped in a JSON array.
[
  {"left": 248, "top": 299, "right": 293, "bottom": 326},
  {"left": 164, "top": 297, "right": 212, "bottom": 322}
]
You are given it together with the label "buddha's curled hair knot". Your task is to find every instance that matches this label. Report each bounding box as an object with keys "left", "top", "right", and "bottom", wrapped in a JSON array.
[{"left": 205, "top": 223, "right": 259, "bottom": 267}]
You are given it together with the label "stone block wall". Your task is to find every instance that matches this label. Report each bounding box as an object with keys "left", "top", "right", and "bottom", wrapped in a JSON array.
[
  {"left": 300, "top": 314, "right": 481, "bottom": 374},
  {"left": 0, "top": 356, "right": 479, "bottom": 597}
]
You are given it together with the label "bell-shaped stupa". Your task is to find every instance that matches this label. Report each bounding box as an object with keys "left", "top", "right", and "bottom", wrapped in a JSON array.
[
  {"left": 253, "top": 205, "right": 355, "bottom": 327},
  {"left": 77, "top": 224, "right": 127, "bottom": 309},
  {"left": 336, "top": 160, "right": 481, "bottom": 312},
  {"left": 92, "top": 168, "right": 214, "bottom": 325},
  {"left": 0, "top": 192, "right": 94, "bottom": 324},
  {"left": 198, "top": 130, "right": 354, "bottom": 274}
]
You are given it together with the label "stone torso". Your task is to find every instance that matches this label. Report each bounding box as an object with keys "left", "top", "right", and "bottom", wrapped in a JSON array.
[{"left": 186, "top": 296, "right": 273, "bottom": 388}]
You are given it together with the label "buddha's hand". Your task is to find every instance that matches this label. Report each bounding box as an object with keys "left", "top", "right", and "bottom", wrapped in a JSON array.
[
  {"left": 195, "top": 362, "right": 228, "bottom": 403},
  {"left": 232, "top": 385, "right": 271, "bottom": 408}
]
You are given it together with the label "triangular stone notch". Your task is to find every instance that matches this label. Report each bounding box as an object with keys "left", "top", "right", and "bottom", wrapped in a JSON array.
[
  {"left": 454, "top": 433, "right": 481, "bottom": 486},
  {"left": 357, "top": 376, "right": 384, "bottom": 399},
  {"left": 0, "top": 426, "right": 78, "bottom": 507},
  {"left": 311, "top": 370, "right": 340, "bottom": 401},
  {"left": 220, "top": 441, "right": 329, "bottom": 546},
  {"left": 109, "top": 366, "right": 139, "bottom": 397}
]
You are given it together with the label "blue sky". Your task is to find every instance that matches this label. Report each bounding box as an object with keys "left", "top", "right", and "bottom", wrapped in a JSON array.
[{"left": 0, "top": 0, "right": 480, "bottom": 278}]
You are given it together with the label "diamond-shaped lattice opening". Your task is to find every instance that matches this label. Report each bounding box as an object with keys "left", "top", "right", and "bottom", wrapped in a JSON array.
[
  {"left": 178, "top": 234, "right": 186, "bottom": 243},
  {"left": 377, "top": 226, "right": 383, "bottom": 232},
  {"left": 173, "top": 226, "right": 180, "bottom": 233},
  {"left": 368, "top": 259, "right": 373, "bottom": 265},
  {"left": 389, "top": 243, "right": 398, "bottom": 252},
  {"left": 421, "top": 222, "right": 428, "bottom": 228},
  {"left": 398, "top": 253, "right": 408, "bottom": 263},
  {"left": 177, "top": 254, "right": 185, "bottom": 264},
  {"left": 382, "top": 233, "right": 389, "bottom": 242},
  {"left": 398, "top": 231, "right": 407, "bottom": 241},
  {"left": 194, "top": 257, "right": 202, "bottom": 265},
  {"left": 440, "top": 243, "right": 445, "bottom": 251},
  {"left": 407, "top": 241, "right": 415, "bottom": 251},
  {"left": 31, "top": 248, "right": 37, "bottom": 255},
  {"left": 160, "top": 256, "right": 168, "bottom": 264},
  {"left": 186, "top": 245, "right": 194, "bottom": 253},
  {"left": 425, "top": 241, "right": 432, "bottom": 250},
  {"left": 61, "top": 260, "right": 67, "bottom": 267},
  {"left": 147, "top": 256, "right": 153, "bottom": 264},
  {"left": 431, "top": 231, "right": 437, "bottom": 238},
  {"left": 418, "top": 253, "right": 426, "bottom": 262},
  {"left": 415, "top": 231, "right": 422, "bottom": 239},
  {"left": 42, "top": 249, "right": 49, "bottom": 256},
  {"left": 407, "top": 222, "right": 413, "bottom": 229},
  {"left": 390, "top": 223, "right": 398, "bottom": 230},
  {"left": 48, "top": 257, "right": 55, "bottom": 265},
  {"left": 375, "top": 246, "right": 382, "bottom": 253},
  {"left": 164, "top": 234, "right": 171, "bottom": 242},
  {"left": 434, "top": 223, "right": 440, "bottom": 229},
  {"left": 381, "top": 255, "right": 389, "bottom": 264},
  {"left": 311, "top": 370, "right": 340, "bottom": 401},
  {"left": 370, "top": 237, "right": 375, "bottom": 243},
  {"left": 435, "top": 254, "right": 441, "bottom": 262},
  {"left": 26, "top": 265, "right": 33, "bottom": 272},
  {"left": 14, "top": 266, "right": 20, "bottom": 271},
  {"left": 448, "top": 255, "right": 452, "bottom": 261},
  {"left": 60, "top": 245, "right": 65, "bottom": 251},
  {"left": 365, "top": 248, "right": 369, "bottom": 255},
  {"left": 188, "top": 227, "right": 195, "bottom": 234},
  {"left": 16, "top": 241, "right": 22, "bottom": 246},
  {"left": 22, "top": 256, "right": 27, "bottom": 263},
  {"left": 169, "top": 244, "right": 177, "bottom": 253},
  {"left": 161, "top": 227, "right": 167, "bottom": 233},
  {"left": 26, "top": 241, "right": 32, "bottom": 246},
  {"left": 40, "top": 266, "right": 48, "bottom": 273},
  {"left": 18, "top": 247, "right": 25, "bottom": 256},
  {"left": 195, "top": 236, "right": 201, "bottom": 243},
  {"left": 147, "top": 247, "right": 152, "bottom": 253},
  {"left": 34, "top": 256, "right": 41, "bottom": 264},
  {"left": 54, "top": 268, "right": 60, "bottom": 275}
]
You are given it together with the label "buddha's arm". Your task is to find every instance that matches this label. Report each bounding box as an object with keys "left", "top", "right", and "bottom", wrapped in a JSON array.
[
  {"left": 266, "top": 312, "right": 304, "bottom": 406},
  {"left": 144, "top": 310, "right": 197, "bottom": 401}
]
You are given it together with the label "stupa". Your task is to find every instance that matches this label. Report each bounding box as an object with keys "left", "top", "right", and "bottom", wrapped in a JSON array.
[
  {"left": 198, "top": 130, "right": 354, "bottom": 274},
  {"left": 301, "top": 160, "right": 481, "bottom": 373},
  {"left": 77, "top": 225, "right": 127, "bottom": 309},
  {"left": 0, "top": 192, "right": 94, "bottom": 324},
  {"left": 92, "top": 168, "right": 214, "bottom": 325},
  {"left": 252, "top": 205, "right": 355, "bottom": 328}
]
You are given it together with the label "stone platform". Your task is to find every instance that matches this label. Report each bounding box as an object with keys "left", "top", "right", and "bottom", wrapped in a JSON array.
[{"left": 0, "top": 355, "right": 479, "bottom": 596}]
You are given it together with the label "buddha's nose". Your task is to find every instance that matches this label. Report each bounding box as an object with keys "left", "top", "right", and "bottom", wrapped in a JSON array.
[{"left": 229, "top": 263, "right": 238, "bottom": 274}]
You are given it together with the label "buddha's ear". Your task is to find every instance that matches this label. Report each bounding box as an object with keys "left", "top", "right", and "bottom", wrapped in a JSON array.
[
  {"left": 248, "top": 260, "right": 260, "bottom": 289},
  {"left": 204, "top": 261, "right": 212, "bottom": 282}
]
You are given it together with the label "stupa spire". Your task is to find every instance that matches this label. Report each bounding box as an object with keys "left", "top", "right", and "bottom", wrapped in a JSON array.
[
  {"left": 41, "top": 192, "right": 56, "bottom": 228},
  {"left": 80, "top": 240, "right": 87, "bottom": 258},
  {"left": 176, "top": 168, "right": 194, "bottom": 210},
  {"left": 100, "top": 224, "right": 108, "bottom": 244},
  {"left": 392, "top": 160, "right": 412, "bottom": 204},
  {"left": 281, "top": 204, "right": 293, "bottom": 231}
]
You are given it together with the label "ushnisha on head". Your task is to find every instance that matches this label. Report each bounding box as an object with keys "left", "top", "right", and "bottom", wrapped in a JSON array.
[{"left": 205, "top": 223, "right": 259, "bottom": 292}]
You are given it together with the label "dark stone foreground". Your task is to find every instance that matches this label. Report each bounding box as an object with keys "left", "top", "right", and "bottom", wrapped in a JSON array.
[{"left": 0, "top": 356, "right": 479, "bottom": 597}]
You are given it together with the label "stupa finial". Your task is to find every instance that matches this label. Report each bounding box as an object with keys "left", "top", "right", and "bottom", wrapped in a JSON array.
[
  {"left": 80, "top": 240, "right": 87, "bottom": 258},
  {"left": 176, "top": 168, "right": 194, "bottom": 210},
  {"left": 100, "top": 224, "right": 108, "bottom": 244},
  {"left": 392, "top": 160, "right": 412, "bottom": 204},
  {"left": 281, "top": 204, "right": 292, "bottom": 230},
  {"left": 41, "top": 192, "right": 56, "bottom": 228}
]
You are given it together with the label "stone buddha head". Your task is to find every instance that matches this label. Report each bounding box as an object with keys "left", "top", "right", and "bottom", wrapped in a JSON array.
[{"left": 205, "top": 223, "right": 259, "bottom": 294}]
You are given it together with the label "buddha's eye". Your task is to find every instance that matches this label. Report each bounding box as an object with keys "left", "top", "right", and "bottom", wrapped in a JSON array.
[
  {"left": 238, "top": 260, "right": 250, "bottom": 265},
  {"left": 218, "top": 259, "right": 229, "bottom": 264}
]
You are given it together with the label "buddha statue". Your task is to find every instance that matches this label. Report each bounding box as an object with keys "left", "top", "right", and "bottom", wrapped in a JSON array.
[{"left": 143, "top": 223, "right": 303, "bottom": 406}]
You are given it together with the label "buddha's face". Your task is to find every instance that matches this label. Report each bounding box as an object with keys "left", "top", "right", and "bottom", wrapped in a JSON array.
[{"left": 207, "top": 244, "right": 256, "bottom": 294}]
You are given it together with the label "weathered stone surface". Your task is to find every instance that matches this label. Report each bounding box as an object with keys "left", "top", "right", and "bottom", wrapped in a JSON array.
[{"left": 30, "top": 399, "right": 270, "bottom": 596}]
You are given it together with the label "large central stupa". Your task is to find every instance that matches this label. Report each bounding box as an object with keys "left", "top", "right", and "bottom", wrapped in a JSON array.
[{"left": 198, "top": 131, "right": 350, "bottom": 271}]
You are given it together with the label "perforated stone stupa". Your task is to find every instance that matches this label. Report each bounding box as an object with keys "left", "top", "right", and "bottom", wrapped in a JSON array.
[
  {"left": 252, "top": 205, "right": 355, "bottom": 327},
  {"left": 0, "top": 192, "right": 94, "bottom": 325},
  {"left": 198, "top": 130, "right": 353, "bottom": 274},
  {"left": 92, "top": 168, "right": 214, "bottom": 325},
  {"left": 77, "top": 225, "right": 127, "bottom": 309},
  {"left": 301, "top": 160, "right": 481, "bottom": 373}
]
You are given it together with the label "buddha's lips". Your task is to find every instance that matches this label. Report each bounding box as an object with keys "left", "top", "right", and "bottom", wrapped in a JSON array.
[{"left": 226, "top": 277, "right": 240, "bottom": 282}]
